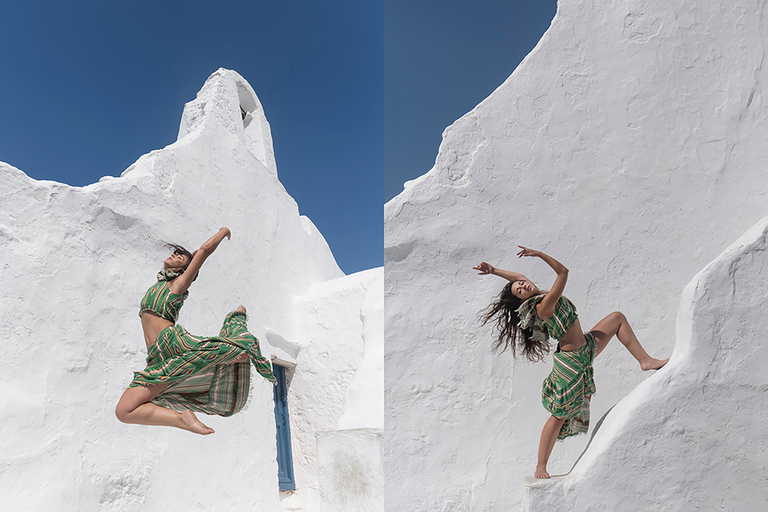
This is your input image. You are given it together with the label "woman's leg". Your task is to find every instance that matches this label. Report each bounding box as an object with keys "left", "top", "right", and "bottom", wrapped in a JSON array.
[
  {"left": 219, "top": 304, "right": 276, "bottom": 384},
  {"left": 590, "top": 312, "right": 668, "bottom": 370},
  {"left": 227, "top": 304, "right": 250, "bottom": 363},
  {"left": 115, "top": 383, "right": 215, "bottom": 435},
  {"left": 535, "top": 415, "right": 566, "bottom": 479}
]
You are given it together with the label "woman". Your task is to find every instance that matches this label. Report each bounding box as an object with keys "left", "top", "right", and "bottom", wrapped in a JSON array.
[
  {"left": 474, "top": 246, "right": 667, "bottom": 478},
  {"left": 115, "top": 227, "right": 276, "bottom": 435}
]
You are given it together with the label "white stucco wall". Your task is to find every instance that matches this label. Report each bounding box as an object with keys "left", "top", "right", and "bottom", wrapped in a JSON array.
[
  {"left": 525, "top": 215, "right": 768, "bottom": 510},
  {"left": 282, "top": 268, "right": 384, "bottom": 512},
  {"left": 384, "top": 0, "right": 768, "bottom": 509},
  {"left": 0, "top": 69, "right": 382, "bottom": 511}
]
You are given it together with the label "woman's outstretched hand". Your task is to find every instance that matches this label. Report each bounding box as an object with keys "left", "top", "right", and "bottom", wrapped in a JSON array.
[
  {"left": 473, "top": 262, "right": 496, "bottom": 275},
  {"left": 220, "top": 227, "right": 231, "bottom": 240},
  {"left": 517, "top": 246, "right": 540, "bottom": 258}
]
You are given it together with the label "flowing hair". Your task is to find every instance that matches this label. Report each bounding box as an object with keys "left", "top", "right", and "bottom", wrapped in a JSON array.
[{"left": 480, "top": 282, "right": 551, "bottom": 362}]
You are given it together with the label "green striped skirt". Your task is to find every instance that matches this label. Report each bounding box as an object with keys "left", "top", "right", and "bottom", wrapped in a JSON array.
[
  {"left": 541, "top": 332, "right": 597, "bottom": 440},
  {"left": 130, "top": 311, "right": 276, "bottom": 417}
]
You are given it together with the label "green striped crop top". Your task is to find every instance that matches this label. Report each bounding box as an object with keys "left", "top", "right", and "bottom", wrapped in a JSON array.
[
  {"left": 517, "top": 294, "right": 578, "bottom": 342},
  {"left": 139, "top": 281, "right": 188, "bottom": 323}
]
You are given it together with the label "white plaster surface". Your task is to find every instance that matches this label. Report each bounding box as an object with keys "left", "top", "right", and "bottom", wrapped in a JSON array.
[
  {"left": 282, "top": 268, "right": 384, "bottom": 512},
  {"left": 316, "top": 429, "right": 384, "bottom": 512},
  {"left": 0, "top": 68, "right": 382, "bottom": 511},
  {"left": 384, "top": 0, "right": 768, "bottom": 509},
  {"left": 525, "top": 215, "right": 768, "bottom": 510}
]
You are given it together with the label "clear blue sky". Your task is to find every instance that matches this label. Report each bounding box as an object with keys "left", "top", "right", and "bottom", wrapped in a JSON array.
[
  {"left": 0, "top": 1, "right": 556, "bottom": 274},
  {"left": 385, "top": 0, "right": 557, "bottom": 201}
]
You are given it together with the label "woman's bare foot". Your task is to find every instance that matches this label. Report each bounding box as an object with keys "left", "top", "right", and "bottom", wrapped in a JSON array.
[
  {"left": 641, "top": 357, "right": 669, "bottom": 371},
  {"left": 180, "top": 410, "right": 215, "bottom": 435},
  {"left": 534, "top": 465, "right": 551, "bottom": 479},
  {"left": 236, "top": 305, "right": 246, "bottom": 314}
]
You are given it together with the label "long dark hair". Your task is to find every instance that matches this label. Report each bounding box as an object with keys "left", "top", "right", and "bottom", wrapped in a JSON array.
[{"left": 480, "top": 282, "right": 550, "bottom": 362}]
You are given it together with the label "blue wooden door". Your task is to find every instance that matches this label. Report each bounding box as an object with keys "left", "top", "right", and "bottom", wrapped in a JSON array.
[{"left": 273, "top": 364, "right": 295, "bottom": 490}]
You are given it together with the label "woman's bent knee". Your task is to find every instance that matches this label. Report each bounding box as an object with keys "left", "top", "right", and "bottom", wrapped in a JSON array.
[
  {"left": 115, "top": 403, "right": 131, "bottom": 423},
  {"left": 115, "top": 386, "right": 152, "bottom": 423},
  {"left": 611, "top": 311, "right": 626, "bottom": 323}
]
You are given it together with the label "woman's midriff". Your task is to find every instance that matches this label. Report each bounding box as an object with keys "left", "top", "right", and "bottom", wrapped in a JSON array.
[
  {"left": 140, "top": 311, "right": 174, "bottom": 348},
  {"left": 557, "top": 318, "right": 587, "bottom": 352}
]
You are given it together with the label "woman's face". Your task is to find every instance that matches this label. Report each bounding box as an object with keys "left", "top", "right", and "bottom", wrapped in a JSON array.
[
  {"left": 511, "top": 279, "right": 538, "bottom": 300},
  {"left": 164, "top": 251, "right": 191, "bottom": 269}
]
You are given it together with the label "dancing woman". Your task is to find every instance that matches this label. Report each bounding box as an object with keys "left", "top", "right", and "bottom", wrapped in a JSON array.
[
  {"left": 474, "top": 246, "right": 667, "bottom": 478},
  {"left": 115, "top": 227, "right": 276, "bottom": 435}
]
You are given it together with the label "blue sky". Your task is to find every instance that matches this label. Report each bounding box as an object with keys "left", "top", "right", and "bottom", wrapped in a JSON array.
[
  {"left": 385, "top": 0, "right": 557, "bottom": 201},
  {"left": 0, "top": 1, "right": 556, "bottom": 274}
]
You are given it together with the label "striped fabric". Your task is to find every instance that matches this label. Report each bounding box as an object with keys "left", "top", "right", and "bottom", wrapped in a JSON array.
[
  {"left": 541, "top": 332, "right": 597, "bottom": 439},
  {"left": 130, "top": 311, "right": 277, "bottom": 416},
  {"left": 542, "top": 296, "right": 578, "bottom": 340},
  {"left": 517, "top": 294, "right": 578, "bottom": 342},
  {"left": 138, "top": 281, "right": 187, "bottom": 323}
]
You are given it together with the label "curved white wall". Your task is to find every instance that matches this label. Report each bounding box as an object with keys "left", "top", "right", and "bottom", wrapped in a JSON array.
[
  {"left": 525, "top": 215, "right": 768, "bottom": 510},
  {"left": 384, "top": 0, "right": 768, "bottom": 509}
]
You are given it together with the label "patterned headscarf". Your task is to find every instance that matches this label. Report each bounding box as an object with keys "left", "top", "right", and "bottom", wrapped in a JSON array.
[
  {"left": 516, "top": 294, "right": 550, "bottom": 345},
  {"left": 157, "top": 267, "right": 186, "bottom": 282}
]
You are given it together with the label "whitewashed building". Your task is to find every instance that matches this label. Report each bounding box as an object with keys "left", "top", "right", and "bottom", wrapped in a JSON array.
[
  {"left": 0, "top": 69, "right": 382, "bottom": 512},
  {"left": 384, "top": 0, "right": 768, "bottom": 509}
]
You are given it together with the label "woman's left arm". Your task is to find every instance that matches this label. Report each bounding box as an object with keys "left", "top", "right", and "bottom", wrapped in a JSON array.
[
  {"left": 517, "top": 246, "right": 568, "bottom": 319},
  {"left": 169, "top": 228, "right": 231, "bottom": 295}
]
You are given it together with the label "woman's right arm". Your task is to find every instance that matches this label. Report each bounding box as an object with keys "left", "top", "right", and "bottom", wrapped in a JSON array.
[
  {"left": 517, "top": 246, "right": 568, "bottom": 319},
  {"left": 169, "top": 228, "right": 231, "bottom": 295},
  {"left": 473, "top": 262, "right": 529, "bottom": 283}
]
